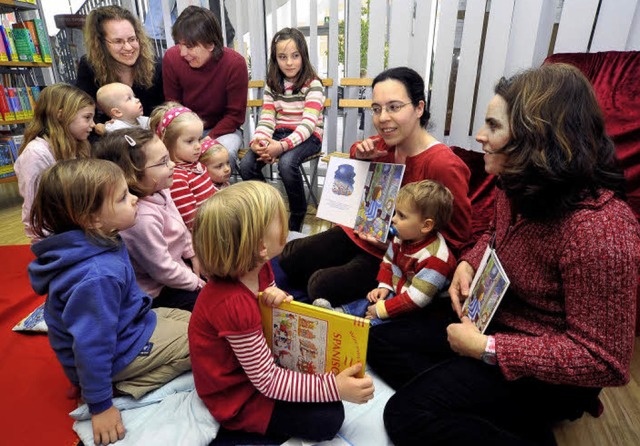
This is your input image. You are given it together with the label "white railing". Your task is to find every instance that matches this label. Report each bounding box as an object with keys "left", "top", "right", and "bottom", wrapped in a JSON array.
[{"left": 59, "top": 0, "right": 640, "bottom": 153}]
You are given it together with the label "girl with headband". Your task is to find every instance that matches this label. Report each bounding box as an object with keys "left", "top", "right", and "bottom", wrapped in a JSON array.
[{"left": 150, "top": 102, "right": 215, "bottom": 229}]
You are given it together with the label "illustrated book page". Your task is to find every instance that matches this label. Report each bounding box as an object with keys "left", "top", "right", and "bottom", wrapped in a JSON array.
[
  {"left": 461, "top": 246, "right": 511, "bottom": 333},
  {"left": 317, "top": 156, "right": 405, "bottom": 243},
  {"left": 259, "top": 299, "right": 370, "bottom": 377}
]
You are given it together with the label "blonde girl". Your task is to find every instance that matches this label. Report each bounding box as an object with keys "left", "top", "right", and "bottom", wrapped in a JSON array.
[
  {"left": 199, "top": 138, "right": 231, "bottom": 191},
  {"left": 189, "top": 181, "right": 374, "bottom": 441},
  {"left": 239, "top": 27, "right": 325, "bottom": 231},
  {"left": 150, "top": 101, "right": 215, "bottom": 229},
  {"left": 14, "top": 83, "right": 95, "bottom": 240},
  {"left": 94, "top": 128, "right": 204, "bottom": 311},
  {"left": 29, "top": 159, "right": 190, "bottom": 446}
]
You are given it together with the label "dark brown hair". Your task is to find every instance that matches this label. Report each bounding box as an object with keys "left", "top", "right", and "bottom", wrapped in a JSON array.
[
  {"left": 93, "top": 128, "right": 158, "bottom": 197},
  {"left": 494, "top": 63, "right": 624, "bottom": 220},
  {"left": 172, "top": 6, "right": 224, "bottom": 61},
  {"left": 267, "top": 27, "right": 319, "bottom": 94}
]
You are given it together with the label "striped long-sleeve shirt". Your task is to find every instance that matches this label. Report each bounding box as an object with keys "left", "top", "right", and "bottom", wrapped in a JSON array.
[
  {"left": 252, "top": 78, "right": 325, "bottom": 151},
  {"left": 169, "top": 161, "right": 215, "bottom": 230},
  {"left": 375, "top": 232, "right": 456, "bottom": 319},
  {"left": 189, "top": 263, "right": 340, "bottom": 434}
]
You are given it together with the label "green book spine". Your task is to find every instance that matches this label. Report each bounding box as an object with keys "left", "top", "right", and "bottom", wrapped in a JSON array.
[
  {"left": 10, "top": 28, "right": 34, "bottom": 63},
  {"left": 31, "top": 19, "right": 51, "bottom": 63}
]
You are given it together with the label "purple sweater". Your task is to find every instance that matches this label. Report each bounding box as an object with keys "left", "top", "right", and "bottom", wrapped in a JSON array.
[{"left": 463, "top": 188, "right": 639, "bottom": 387}]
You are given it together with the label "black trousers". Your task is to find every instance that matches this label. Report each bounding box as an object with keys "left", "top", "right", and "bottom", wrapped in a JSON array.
[{"left": 278, "top": 226, "right": 380, "bottom": 305}]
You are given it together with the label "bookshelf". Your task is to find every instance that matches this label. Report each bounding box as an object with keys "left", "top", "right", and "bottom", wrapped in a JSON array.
[{"left": 0, "top": 0, "right": 51, "bottom": 183}]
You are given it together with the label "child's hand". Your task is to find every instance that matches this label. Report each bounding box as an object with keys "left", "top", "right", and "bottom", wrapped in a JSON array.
[
  {"left": 365, "top": 304, "right": 378, "bottom": 319},
  {"left": 91, "top": 405, "right": 125, "bottom": 445},
  {"left": 258, "top": 287, "right": 293, "bottom": 307},
  {"left": 251, "top": 138, "right": 268, "bottom": 153},
  {"left": 190, "top": 255, "right": 203, "bottom": 279},
  {"left": 336, "top": 363, "right": 375, "bottom": 404},
  {"left": 367, "top": 287, "right": 389, "bottom": 302}
]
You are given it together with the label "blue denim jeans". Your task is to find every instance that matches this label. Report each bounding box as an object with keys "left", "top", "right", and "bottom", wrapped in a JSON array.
[
  {"left": 239, "top": 128, "right": 321, "bottom": 230},
  {"left": 341, "top": 296, "right": 394, "bottom": 326}
]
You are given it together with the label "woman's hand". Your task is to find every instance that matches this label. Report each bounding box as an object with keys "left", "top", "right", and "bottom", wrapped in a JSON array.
[
  {"left": 91, "top": 406, "right": 125, "bottom": 445},
  {"left": 258, "top": 287, "right": 293, "bottom": 307},
  {"left": 353, "top": 138, "right": 388, "bottom": 160},
  {"left": 335, "top": 363, "right": 375, "bottom": 404},
  {"left": 449, "top": 261, "right": 475, "bottom": 317},
  {"left": 447, "top": 317, "right": 488, "bottom": 360},
  {"left": 354, "top": 230, "right": 389, "bottom": 250}
]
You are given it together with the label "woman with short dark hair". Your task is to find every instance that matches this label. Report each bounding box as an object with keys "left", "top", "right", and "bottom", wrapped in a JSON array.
[{"left": 162, "top": 6, "right": 248, "bottom": 166}]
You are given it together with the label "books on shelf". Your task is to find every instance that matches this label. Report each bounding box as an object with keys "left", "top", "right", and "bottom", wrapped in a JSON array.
[
  {"left": 259, "top": 299, "right": 369, "bottom": 377},
  {"left": 0, "top": 25, "right": 18, "bottom": 62},
  {"left": 461, "top": 246, "right": 511, "bottom": 333},
  {"left": 30, "top": 19, "right": 51, "bottom": 63},
  {"left": 317, "top": 156, "right": 405, "bottom": 243},
  {"left": 0, "top": 85, "right": 40, "bottom": 121},
  {"left": 11, "top": 26, "right": 36, "bottom": 63},
  {"left": 0, "top": 136, "right": 15, "bottom": 179}
]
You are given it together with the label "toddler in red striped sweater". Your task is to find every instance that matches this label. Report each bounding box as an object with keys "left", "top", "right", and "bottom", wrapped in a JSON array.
[
  {"left": 150, "top": 102, "right": 215, "bottom": 229},
  {"left": 189, "top": 181, "right": 374, "bottom": 441}
]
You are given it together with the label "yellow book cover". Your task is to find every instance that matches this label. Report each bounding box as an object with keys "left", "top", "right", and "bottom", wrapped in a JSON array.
[{"left": 259, "top": 300, "right": 369, "bottom": 377}]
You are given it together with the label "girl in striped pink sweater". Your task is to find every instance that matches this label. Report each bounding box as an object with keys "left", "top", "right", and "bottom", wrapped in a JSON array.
[
  {"left": 150, "top": 102, "right": 215, "bottom": 230},
  {"left": 189, "top": 181, "right": 374, "bottom": 441},
  {"left": 239, "top": 28, "right": 325, "bottom": 231}
]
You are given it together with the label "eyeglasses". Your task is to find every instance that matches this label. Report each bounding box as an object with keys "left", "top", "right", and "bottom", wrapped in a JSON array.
[
  {"left": 104, "top": 36, "right": 139, "bottom": 49},
  {"left": 370, "top": 102, "right": 412, "bottom": 115},
  {"left": 145, "top": 156, "right": 171, "bottom": 169}
]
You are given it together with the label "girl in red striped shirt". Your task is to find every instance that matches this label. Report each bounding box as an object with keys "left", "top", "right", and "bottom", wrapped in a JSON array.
[
  {"left": 150, "top": 102, "right": 215, "bottom": 230},
  {"left": 189, "top": 181, "right": 374, "bottom": 441},
  {"left": 239, "top": 28, "right": 325, "bottom": 232}
]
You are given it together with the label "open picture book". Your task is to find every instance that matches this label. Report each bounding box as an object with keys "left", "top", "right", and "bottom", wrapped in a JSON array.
[
  {"left": 461, "top": 246, "right": 510, "bottom": 333},
  {"left": 317, "top": 156, "right": 405, "bottom": 243},
  {"left": 259, "top": 299, "right": 370, "bottom": 377}
]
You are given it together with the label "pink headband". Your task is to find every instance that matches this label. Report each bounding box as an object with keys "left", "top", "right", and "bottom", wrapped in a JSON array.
[
  {"left": 200, "top": 137, "right": 223, "bottom": 155},
  {"left": 156, "top": 106, "right": 192, "bottom": 137}
]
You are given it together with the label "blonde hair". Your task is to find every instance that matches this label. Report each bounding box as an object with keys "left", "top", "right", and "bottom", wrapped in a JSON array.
[
  {"left": 193, "top": 181, "right": 288, "bottom": 280},
  {"left": 199, "top": 143, "right": 228, "bottom": 164},
  {"left": 149, "top": 101, "right": 202, "bottom": 160},
  {"left": 93, "top": 128, "right": 159, "bottom": 198},
  {"left": 96, "top": 82, "right": 129, "bottom": 116},
  {"left": 30, "top": 158, "right": 124, "bottom": 244},
  {"left": 396, "top": 180, "right": 453, "bottom": 232},
  {"left": 84, "top": 5, "right": 156, "bottom": 89},
  {"left": 21, "top": 84, "right": 94, "bottom": 160}
]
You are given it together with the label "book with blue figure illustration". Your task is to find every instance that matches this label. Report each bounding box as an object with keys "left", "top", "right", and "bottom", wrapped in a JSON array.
[
  {"left": 317, "top": 156, "right": 405, "bottom": 243},
  {"left": 461, "top": 246, "right": 510, "bottom": 333}
]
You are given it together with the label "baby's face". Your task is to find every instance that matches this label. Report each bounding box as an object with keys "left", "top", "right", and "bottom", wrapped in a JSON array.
[{"left": 115, "top": 86, "right": 143, "bottom": 121}]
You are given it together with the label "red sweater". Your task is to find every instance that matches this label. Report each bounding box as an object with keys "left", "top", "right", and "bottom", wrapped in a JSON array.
[
  {"left": 344, "top": 137, "right": 472, "bottom": 258},
  {"left": 189, "top": 264, "right": 340, "bottom": 434},
  {"left": 169, "top": 162, "right": 215, "bottom": 230},
  {"left": 163, "top": 46, "right": 248, "bottom": 139},
  {"left": 463, "top": 188, "right": 639, "bottom": 386}
]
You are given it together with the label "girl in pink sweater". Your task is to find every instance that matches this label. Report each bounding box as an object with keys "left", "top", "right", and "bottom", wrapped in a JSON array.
[{"left": 94, "top": 128, "right": 204, "bottom": 311}]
